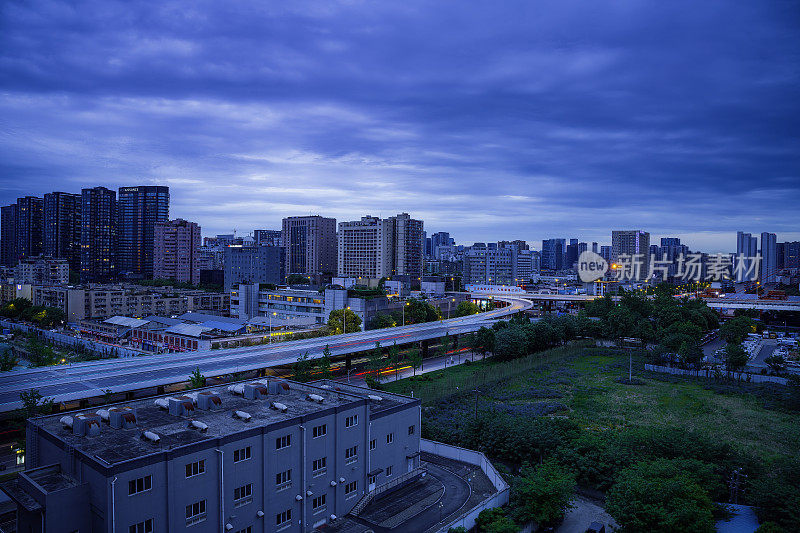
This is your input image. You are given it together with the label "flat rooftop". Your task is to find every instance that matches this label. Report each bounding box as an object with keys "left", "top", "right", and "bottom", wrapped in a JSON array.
[{"left": 31, "top": 379, "right": 416, "bottom": 467}]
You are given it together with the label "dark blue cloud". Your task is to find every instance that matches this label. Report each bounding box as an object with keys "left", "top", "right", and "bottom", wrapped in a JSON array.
[{"left": 1, "top": 0, "right": 798, "bottom": 251}]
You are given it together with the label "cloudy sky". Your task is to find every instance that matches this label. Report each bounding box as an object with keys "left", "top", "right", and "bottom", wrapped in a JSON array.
[{"left": 1, "top": 1, "right": 798, "bottom": 252}]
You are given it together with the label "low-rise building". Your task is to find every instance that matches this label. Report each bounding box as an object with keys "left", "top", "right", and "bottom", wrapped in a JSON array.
[
  {"left": 14, "top": 256, "right": 69, "bottom": 285},
  {"left": 2, "top": 379, "right": 422, "bottom": 533}
]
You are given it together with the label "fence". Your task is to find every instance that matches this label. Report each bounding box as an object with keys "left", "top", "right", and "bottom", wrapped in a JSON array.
[
  {"left": 0, "top": 319, "right": 143, "bottom": 359},
  {"left": 420, "top": 439, "right": 510, "bottom": 533},
  {"left": 644, "top": 363, "right": 787, "bottom": 385}
]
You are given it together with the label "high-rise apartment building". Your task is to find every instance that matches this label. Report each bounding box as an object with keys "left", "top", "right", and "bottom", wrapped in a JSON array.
[
  {"left": 43, "top": 191, "right": 82, "bottom": 272},
  {"left": 336, "top": 214, "right": 423, "bottom": 279},
  {"left": 14, "top": 196, "right": 44, "bottom": 261},
  {"left": 80, "top": 186, "right": 117, "bottom": 282},
  {"left": 154, "top": 218, "right": 202, "bottom": 285},
  {"left": 117, "top": 185, "right": 170, "bottom": 279},
  {"left": 783, "top": 242, "right": 800, "bottom": 272},
  {"left": 0, "top": 204, "right": 16, "bottom": 267},
  {"left": 760, "top": 232, "right": 777, "bottom": 283},
  {"left": 611, "top": 230, "right": 650, "bottom": 280},
  {"left": 224, "top": 244, "right": 285, "bottom": 291},
  {"left": 736, "top": 231, "right": 759, "bottom": 282},
  {"left": 282, "top": 216, "right": 337, "bottom": 276}
]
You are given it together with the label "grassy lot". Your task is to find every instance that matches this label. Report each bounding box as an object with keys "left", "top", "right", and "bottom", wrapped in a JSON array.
[{"left": 381, "top": 341, "right": 800, "bottom": 459}]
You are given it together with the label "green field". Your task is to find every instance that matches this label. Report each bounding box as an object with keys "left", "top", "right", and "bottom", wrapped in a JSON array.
[{"left": 381, "top": 341, "right": 800, "bottom": 459}]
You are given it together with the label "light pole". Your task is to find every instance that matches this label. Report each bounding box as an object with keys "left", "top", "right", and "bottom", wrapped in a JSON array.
[
  {"left": 269, "top": 312, "right": 276, "bottom": 344},
  {"left": 343, "top": 306, "right": 350, "bottom": 334},
  {"left": 402, "top": 302, "right": 409, "bottom": 326}
]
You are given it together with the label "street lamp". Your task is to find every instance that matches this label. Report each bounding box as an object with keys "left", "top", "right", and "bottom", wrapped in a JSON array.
[
  {"left": 402, "top": 301, "right": 410, "bottom": 326},
  {"left": 343, "top": 306, "right": 350, "bottom": 334},
  {"left": 269, "top": 312, "right": 276, "bottom": 344}
]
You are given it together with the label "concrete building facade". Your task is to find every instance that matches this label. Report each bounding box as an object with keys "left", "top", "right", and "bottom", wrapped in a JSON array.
[
  {"left": 224, "top": 245, "right": 285, "bottom": 291},
  {"left": 337, "top": 214, "right": 423, "bottom": 280},
  {"left": 43, "top": 191, "right": 82, "bottom": 273},
  {"left": 2, "top": 379, "right": 421, "bottom": 533},
  {"left": 80, "top": 187, "right": 117, "bottom": 282},
  {"left": 282, "top": 216, "right": 337, "bottom": 277},
  {"left": 117, "top": 186, "right": 170, "bottom": 279},
  {"left": 14, "top": 256, "right": 70, "bottom": 285},
  {"left": 611, "top": 230, "right": 650, "bottom": 280},
  {"left": 154, "top": 219, "right": 201, "bottom": 285}
]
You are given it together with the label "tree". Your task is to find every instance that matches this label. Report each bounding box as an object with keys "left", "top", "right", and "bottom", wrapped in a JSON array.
[
  {"left": 286, "top": 274, "right": 311, "bottom": 285},
  {"left": 455, "top": 301, "right": 481, "bottom": 317},
  {"left": 724, "top": 343, "right": 749, "bottom": 374},
  {"left": 720, "top": 316, "right": 755, "bottom": 344},
  {"left": 328, "top": 308, "right": 362, "bottom": 334},
  {"left": 18, "top": 389, "right": 54, "bottom": 419},
  {"left": 292, "top": 352, "right": 314, "bottom": 382},
  {"left": 475, "top": 326, "right": 495, "bottom": 359},
  {"left": 187, "top": 367, "right": 206, "bottom": 388},
  {"left": 318, "top": 345, "right": 333, "bottom": 379},
  {"left": 369, "top": 313, "right": 397, "bottom": 330},
  {"left": 0, "top": 347, "right": 18, "bottom": 371},
  {"left": 368, "top": 342, "right": 384, "bottom": 379},
  {"left": 512, "top": 459, "right": 576, "bottom": 526},
  {"left": 678, "top": 341, "right": 704, "bottom": 369},
  {"left": 409, "top": 348, "right": 423, "bottom": 376},
  {"left": 606, "top": 459, "right": 717, "bottom": 533},
  {"left": 765, "top": 354, "right": 788, "bottom": 374},
  {"left": 494, "top": 326, "right": 528, "bottom": 361},
  {"left": 388, "top": 343, "right": 402, "bottom": 380}
]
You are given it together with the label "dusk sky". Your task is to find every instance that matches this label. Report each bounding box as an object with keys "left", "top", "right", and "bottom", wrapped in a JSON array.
[{"left": 1, "top": 1, "right": 798, "bottom": 252}]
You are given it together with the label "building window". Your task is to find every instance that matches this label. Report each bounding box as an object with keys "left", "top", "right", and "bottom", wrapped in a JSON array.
[
  {"left": 370, "top": 439, "right": 376, "bottom": 451},
  {"left": 128, "top": 475, "right": 152, "bottom": 496},
  {"left": 276, "top": 509, "right": 292, "bottom": 530},
  {"left": 345, "top": 445, "right": 358, "bottom": 464},
  {"left": 276, "top": 434, "right": 291, "bottom": 450},
  {"left": 386, "top": 432, "right": 394, "bottom": 444},
  {"left": 345, "top": 414, "right": 358, "bottom": 428},
  {"left": 312, "top": 457, "right": 327, "bottom": 477},
  {"left": 387, "top": 465, "right": 393, "bottom": 477},
  {"left": 312, "top": 494, "right": 327, "bottom": 514},
  {"left": 408, "top": 425, "right": 415, "bottom": 435},
  {"left": 234, "top": 483, "right": 253, "bottom": 508},
  {"left": 185, "top": 460, "right": 205, "bottom": 478},
  {"left": 312, "top": 424, "right": 327, "bottom": 438},
  {"left": 128, "top": 519, "right": 153, "bottom": 533},
  {"left": 368, "top": 474, "right": 376, "bottom": 485},
  {"left": 276, "top": 469, "right": 292, "bottom": 491},
  {"left": 235, "top": 528, "right": 252, "bottom": 533},
  {"left": 185, "top": 499, "right": 207, "bottom": 526},
  {"left": 233, "top": 446, "right": 251, "bottom": 463},
  {"left": 345, "top": 481, "right": 357, "bottom": 497}
]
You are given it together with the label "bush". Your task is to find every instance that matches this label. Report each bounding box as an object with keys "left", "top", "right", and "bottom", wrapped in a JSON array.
[{"left": 512, "top": 459, "right": 575, "bottom": 526}]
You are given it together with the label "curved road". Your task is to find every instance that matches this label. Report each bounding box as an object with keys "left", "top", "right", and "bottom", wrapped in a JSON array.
[{"left": 0, "top": 296, "right": 532, "bottom": 412}]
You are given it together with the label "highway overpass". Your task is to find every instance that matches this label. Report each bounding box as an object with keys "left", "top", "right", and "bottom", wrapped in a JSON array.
[{"left": 0, "top": 296, "right": 532, "bottom": 413}]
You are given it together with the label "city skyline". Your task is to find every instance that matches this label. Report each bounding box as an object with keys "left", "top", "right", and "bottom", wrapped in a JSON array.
[{"left": 1, "top": 1, "right": 798, "bottom": 252}]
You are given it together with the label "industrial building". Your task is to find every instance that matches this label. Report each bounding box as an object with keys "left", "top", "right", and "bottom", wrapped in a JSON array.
[{"left": 1, "top": 379, "right": 422, "bottom": 533}]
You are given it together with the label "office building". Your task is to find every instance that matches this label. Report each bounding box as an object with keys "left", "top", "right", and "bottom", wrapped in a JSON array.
[
  {"left": 14, "top": 256, "right": 69, "bottom": 285},
  {"left": 80, "top": 187, "right": 117, "bottom": 282},
  {"left": 611, "top": 230, "right": 650, "bottom": 280},
  {"left": 760, "top": 232, "right": 777, "bottom": 283},
  {"left": 337, "top": 214, "right": 423, "bottom": 280},
  {"left": 784, "top": 242, "right": 800, "bottom": 272},
  {"left": 224, "top": 244, "right": 285, "bottom": 291},
  {"left": 254, "top": 229, "right": 282, "bottom": 247},
  {"left": 117, "top": 185, "right": 170, "bottom": 279},
  {"left": 282, "top": 216, "right": 337, "bottom": 277},
  {"left": 1, "top": 204, "right": 16, "bottom": 267},
  {"left": 600, "top": 246, "right": 612, "bottom": 262},
  {"left": 14, "top": 196, "right": 44, "bottom": 261},
  {"left": 4, "top": 379, "right": 421, "bottom": 533},
  {"left": 541, "top": 238, "right": 565, "bottom": 271},
  {"left": 154, "top": 219, "right": 202, "bottom": 285},
  {"left": 43, "top": 191, "right": 82, "bottom": 272},
  {"left": 736, "top": 231, "right": 759, "bottom": 282}
]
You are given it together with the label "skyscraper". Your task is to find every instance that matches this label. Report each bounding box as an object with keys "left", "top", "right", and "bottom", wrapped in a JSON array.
[
  {"left": 337, "top": 213, "right": 423, "bottom": 279},
  {"left": 611, "top": 230, "right": 650, "bottom": 280},
  {"left": 281, "top": 215, "right": 337, "bottom": 277},
  {"left": 154, "top": 219, "right": 202, "bottom": 285},
  {"left": 117, "top": 185, "right": 170, "bottom": 279},
  {"left": 736, "top": 231, "right": 759, "bottom": 282},
  {"left": 14, "top": 196, "right": 44, "bottom": 261},
  {"left": 80, "top": 187, "right": 117, "bottom": 282},
  {"left": 541, "top": 238, "right": 565, "bottom": 271},
  {"left": 760, "top": 232, "right": 777, "bottom": 283},
  {"left": 43, "top": 191, "right": 82, "bottom": 273},
  {"left": 0, "top": 204, "right": 16, "bottom": 267}
]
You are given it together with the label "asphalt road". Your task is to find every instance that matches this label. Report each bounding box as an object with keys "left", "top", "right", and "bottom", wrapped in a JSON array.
[{"left": 0, "top": 296, "right": 531, "bottom": 412}]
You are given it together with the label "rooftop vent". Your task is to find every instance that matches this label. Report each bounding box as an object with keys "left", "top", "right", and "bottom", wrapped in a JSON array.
[
  {"left": 233, "top": 410, "right": 252, "bottom": 422},
  {"left": 197, "top": 391, "right": 222, "bottom": 410},
  {"left": 73, "top": 414, "right": 101, "bottom": 437},
  {"left": 109, "top": 407, "right": 137, "bottom": 429},
  {"left": 306, "top": 394, "right": 324, "bottom": 404},
  {"left": 227, "top": 384, "right": 246, "bottom": 395},
  {"left": 60, "top": 416, "right": 73, "bottom": 429},
  {"left": 244, "top": 383, "right": 268, "bottom": 400},
  {"left": 189, "top": 420, "right": 209, "bottom": 432},
  {"left": 169, "top": 396, "right": 195, "bottom": 417},
  {"left": 368, "top": 395, "right": 384, "bottom": 402},
  {"left": 270, "top": 402, "right": 288, "bottom": 413},
  {"left": 96, "top": 409, "right": 110, "bottom": 422},
  {"left": 142, "top": 431, "right": 160, "bottom": 443},
  {"left": 154, "top": 398, "right": 172, "bottom": 410},
  {"left": 268, "top": 381, "right": 290, "bottom": 395}
]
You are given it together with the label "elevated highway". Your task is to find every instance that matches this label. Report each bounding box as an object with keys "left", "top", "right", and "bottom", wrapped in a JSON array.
[{"left": 0, "top": 296, "right": 532, "bottom": 413}]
